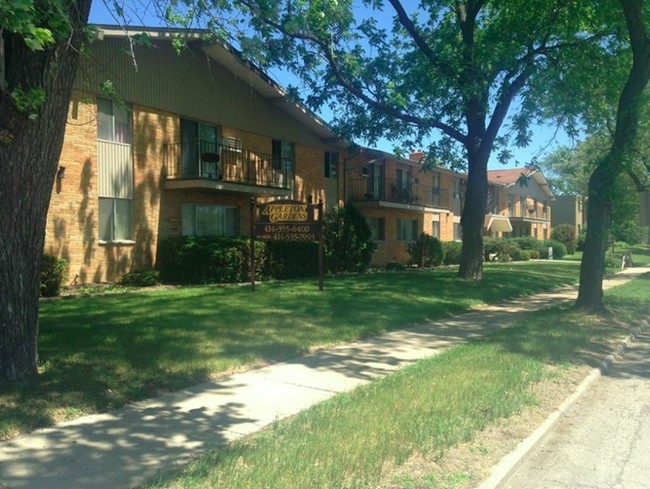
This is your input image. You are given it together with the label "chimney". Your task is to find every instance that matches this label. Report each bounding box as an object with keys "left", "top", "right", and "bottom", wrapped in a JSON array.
[{"left": 409, "top": 150, "right": 425, "bottom": 163}]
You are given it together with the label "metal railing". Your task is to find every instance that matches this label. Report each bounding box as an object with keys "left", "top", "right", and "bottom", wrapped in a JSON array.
[
  {"left": 164, "top": 141, "right": 291, "bottom": 190},
  {"left": 348, "top": 176, "right": 451, "bottom": 209}
]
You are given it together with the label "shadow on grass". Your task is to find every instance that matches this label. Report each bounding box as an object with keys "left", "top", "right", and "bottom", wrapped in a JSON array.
[{"left": 1, "top": 261, "right": 579, "bottom": 438}]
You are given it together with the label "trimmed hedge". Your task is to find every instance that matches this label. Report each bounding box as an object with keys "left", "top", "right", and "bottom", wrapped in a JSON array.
[
  {"left": 441, "top": 241, "right": 463, "bottom": 265},
  {"left": 40, "top": 254, "right": 67, "bottom": 297},
  {"left": 540, "top": 240, "right": 568, "bottom": 259},
  {"left": 119, "top": 269, "right": 161, "bottom": 287},
  {"left": 157, "top": 236, "right": 267, "bottom": 284},
  {"left": 407, "top": 233, "right": 444, "bottom": 267},
  {"left": 266, "top": 241, "right": 320, "bottom": 279}
]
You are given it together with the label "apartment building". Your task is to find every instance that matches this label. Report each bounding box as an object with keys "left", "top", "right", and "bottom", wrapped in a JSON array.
[
  {"left": 45, "top": 25, "right": 345, "bottom": 283},
  {"left": 487, "top": 168, "right": 554, "bottom": 239},
  {"left": 551, "top": 195, "right": 586, "bottom": 235},
  {"left": 343, "top": 153, "right": 553, "bottom": 266}
]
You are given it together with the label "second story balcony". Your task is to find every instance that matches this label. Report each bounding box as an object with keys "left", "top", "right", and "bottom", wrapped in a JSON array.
[
  {"left": 163, "top": 140, "right": 292, "bottom": 195},
  {"left": 348, "top": 176, "right": 451, "bottom": 210}
]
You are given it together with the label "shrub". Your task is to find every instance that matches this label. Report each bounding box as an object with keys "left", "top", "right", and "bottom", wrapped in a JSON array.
[
  {"left": 484, "top": 238, "right": 523, "bottom": 261},
  {"left": 513, "top": 236, "right": 542, "bottom": 252},
  {"left": 407, "top": 233, "right": 443, "bottom": 267},
  {"left": 266, "top": 241, "right": 319, "bottom": 279},
  {"left": 324, "top": 203, "right": 373, "bottom": 273},
  {"left": 40, "top": 254, "right": 67, "bottom": 297},
  {"left": 540, "top": 240, "right": 568, "bottom": 259},
  {"left": 576, "top": 229, "right": 587, "bottom": 251},
  {"left": 441, "top": 241, "right": 463, "bottom": 265},
  {"left": 157, "top": 236, "right": 266, "bottom": 284},
  {"left": 529, "top": 250, "right": 539, "bottom": 259},
  {"left": 386, "top": 261, "right": 406, "bottom": 271},
  {"left": 551, "top": 224, "right": 577, "bottom": 254},
  {"left": 119, "top": 269, "right": 161, "bottom": 287}
]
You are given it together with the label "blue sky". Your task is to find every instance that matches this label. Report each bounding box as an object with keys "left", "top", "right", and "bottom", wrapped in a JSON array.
[{"left": 89, "top": 1, "right": 577, "bottom": 169}]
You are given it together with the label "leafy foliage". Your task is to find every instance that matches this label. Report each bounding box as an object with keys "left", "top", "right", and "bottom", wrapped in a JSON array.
[
  {"left": 119, "top": 270, "right": 161, "bottom": 287},
  {"left": 157, "top": 236, "right": 267, "bottom": 284},
  {"left": 40, "top": 254, "right": 67, "bottom": 297},
  {"left": 407, "top": 233, "right": 443, "bottom": 268},
  {"left": 441, "top": 241, "right": 463, "bottom": 266},
  {"left": 265, "top": 241, "right": 320, "bottom": 279},
  {"left": 324, "top": 203, "right": 373, "bottom": 273},
  {"left": 551, "top": 224, "right": 577, "bottom": 255}
]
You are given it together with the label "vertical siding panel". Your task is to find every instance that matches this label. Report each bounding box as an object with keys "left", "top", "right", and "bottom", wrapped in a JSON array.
[{"left": 98, "top": 141, "right": 133, "bottom": 198}]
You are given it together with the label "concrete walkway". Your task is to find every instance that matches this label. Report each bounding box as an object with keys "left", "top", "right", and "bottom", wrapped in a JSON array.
[{"left": 1, "top": 267, "right": 648, "bottom": 489}]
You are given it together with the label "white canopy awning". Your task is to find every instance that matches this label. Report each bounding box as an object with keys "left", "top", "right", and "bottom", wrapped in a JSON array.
[{"left": 485, "top": 215, "right": 513, "bottom": 233}]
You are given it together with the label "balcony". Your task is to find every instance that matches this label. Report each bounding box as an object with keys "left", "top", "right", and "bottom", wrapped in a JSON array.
[
  {"left": 348, "top": 177, "right": 451, "bottom": 209},
  {"left": 163, "top": 141, "right": 292, "bottom": 195}
]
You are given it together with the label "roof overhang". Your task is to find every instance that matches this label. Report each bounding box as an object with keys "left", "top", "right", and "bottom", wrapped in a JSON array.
[
  {"left": 93, "top": 24, "right": 343, "bottom": 145},
  {"left": 485, "top": 215, "right": 513, "bottom": 232}
]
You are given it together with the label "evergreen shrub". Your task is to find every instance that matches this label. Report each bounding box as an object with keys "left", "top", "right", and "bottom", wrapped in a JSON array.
[
  {"left": 157, "top": 236, "right": 266, "bottom": 284},
  {"left": 40, "top": 254, "right": 67, "bottom": 297}
]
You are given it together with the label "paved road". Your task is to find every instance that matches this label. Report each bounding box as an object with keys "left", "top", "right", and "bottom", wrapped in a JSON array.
[{"left": 499, "top": 329, "right": 650, "bottom": 489}]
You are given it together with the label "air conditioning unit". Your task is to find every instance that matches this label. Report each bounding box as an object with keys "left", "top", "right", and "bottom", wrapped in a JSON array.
[
  {"left": 222, "top": 136, "right": 242, "bottom": 152},
  {"left": 361, "top": 166, "right": 370, "bottom": 177}
]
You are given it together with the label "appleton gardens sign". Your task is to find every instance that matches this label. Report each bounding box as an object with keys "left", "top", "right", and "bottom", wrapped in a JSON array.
[{"left": 249, "top": 198, "right": 324, "bottom": 290}]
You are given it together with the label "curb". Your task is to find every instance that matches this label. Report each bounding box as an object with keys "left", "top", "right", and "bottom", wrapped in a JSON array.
[{"left": 476, "top": 319, "right": 649, "bottom": 489}]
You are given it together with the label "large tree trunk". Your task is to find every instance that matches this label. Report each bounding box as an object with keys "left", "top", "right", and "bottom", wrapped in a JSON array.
[
  {"left": 575, "top": 0, "right": 650, "bottom": 312},
  {"left": 575, "top": 166, "right": 614, "bottom": 312},
  {"left": 0, "top": 1, "right": 92, "bottom": 384},
  {"left": 459, "top": 147, "right": 489, "bottom": 280}
]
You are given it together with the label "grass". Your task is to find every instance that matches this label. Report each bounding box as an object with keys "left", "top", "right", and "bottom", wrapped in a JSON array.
[
  {"left": 0, "top": 261, "right": 580, "bottom": 440},
  {"left": 144, "top": 275, "right": 650, "bottom": 489}
]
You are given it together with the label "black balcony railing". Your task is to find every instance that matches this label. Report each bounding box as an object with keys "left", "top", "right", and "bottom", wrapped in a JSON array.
[
  {"left": 349, "top": 177, "right": 451, "bottom": 209},
  {"left": 164, "top": 141, "right": 291, "bottom": 190}
]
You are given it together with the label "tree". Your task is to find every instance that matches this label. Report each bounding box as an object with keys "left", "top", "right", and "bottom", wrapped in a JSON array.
[
  {"left": 575, "top": 0, "right": 650, "bottom": 312},
  {"left": 0, "top": 0, "right": 92, "bottom": 383},
  {"left": 539, "top": 137, "right": 647, "bottom": 245},
  {"left": 176, "top": 0, "right": 608, "bottom": 281},
  {"left": 324, "top": 203, "right": 374, "bottom": 273}
]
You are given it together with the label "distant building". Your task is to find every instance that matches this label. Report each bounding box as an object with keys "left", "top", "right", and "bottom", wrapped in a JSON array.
[{"left": 551, "top": 195, "right": 587, "bottom": 235}]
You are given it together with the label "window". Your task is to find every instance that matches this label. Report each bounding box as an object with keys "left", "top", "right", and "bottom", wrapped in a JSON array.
[
  {"left": 99, "top": 198, "right": 132, "bottom": 241},
  {"left": 453, "top": 223, "right": 462, "bottom": 241},
  {"left": 97, "top": 97, "right": 131, "bottom": 144},
  {"left": 397, "top": 218, "right": 417, "bottom": 241},
  {"left": 97, "top": 97, "right": 133, "bottom": 242},
  {"left": 324, "top": 151, "right": 339, "bottom": 178},
  {"left": 366, "top": 217, "right": 385, "bottom": 241},
  {"left": 432, "top": 220, "right": 440, "bottom": 239},
  {"left": 453, "top": 179, "right": 463, "bottom": 200},
  {"left": 180, "top": 119, "right": 219, "bottom": 178},
  {"left": 182, "top": 204, "right": 239, "bottom": 237},
  {"left": 508, "top": 194, "right": 514, "bottom": 215},
  {"left": 272, "top": 139, "right": 295, "bottom": 172}
]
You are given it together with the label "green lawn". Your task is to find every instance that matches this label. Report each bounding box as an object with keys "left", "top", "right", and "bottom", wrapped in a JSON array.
[
  {"left": 2, "top": 261, "right": 581, "bottom": 439},
  {"left": 144, "top": 275, "right": 650, "bottom": 489}
]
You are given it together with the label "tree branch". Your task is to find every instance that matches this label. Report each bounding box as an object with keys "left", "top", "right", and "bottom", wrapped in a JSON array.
[
  {"left": 237, "top": 0, "right": 467, "bottom": 142},
  {"left": 386, "top": 0, "right": 457, "bottom": 81}
]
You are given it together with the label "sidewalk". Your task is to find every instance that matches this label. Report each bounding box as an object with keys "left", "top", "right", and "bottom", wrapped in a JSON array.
[{"left": 1, "top": 267, "right": 648, "bottom": 489}]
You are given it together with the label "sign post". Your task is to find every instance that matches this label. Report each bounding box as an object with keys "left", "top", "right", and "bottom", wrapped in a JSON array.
[{"left": 250, "top": 199, "right": 324, "bottom": 291}]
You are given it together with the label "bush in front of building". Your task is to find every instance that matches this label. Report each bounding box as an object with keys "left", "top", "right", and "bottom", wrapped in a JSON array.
[
  {"left": 40, "top": 254, "right": 67, "bottom": 297},
  {"left": 512, "top": 236, "right": 543, "bottom": 254},
  {"left": 157, "top": 236, "right": 267, "bottom": 284},
  {"left": 324, "top": 203, "right": 373, "bottom": 273},
  {"left": 551, "top": 224, "right": 577, "bottom": 255},
  {"left": 407, "top": 233, "right": 444, "bottom": 268},
  {"left": 265, "top": 241, "right": 319, "bottom": 279},
  {"left": 119, "top": 269, "right": 161, "bottom": 287},
  {"left": 540, "top": 240, "right": 568, "bottom": 259},
  {"left": 441, "top": 241, "right": 463, "bottom": 265}
]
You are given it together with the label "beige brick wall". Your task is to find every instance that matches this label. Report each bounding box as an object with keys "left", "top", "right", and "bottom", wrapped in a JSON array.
[
  {"left": 46, "top": 92, "right": 341, "bottom": 283},
  {"left": 45, "top": 91, "right": 99, "bottom": 284}
]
